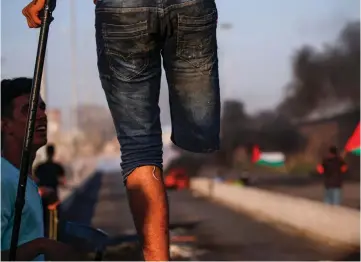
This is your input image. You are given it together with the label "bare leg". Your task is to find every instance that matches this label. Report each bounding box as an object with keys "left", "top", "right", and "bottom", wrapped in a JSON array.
[{"left": 126, "top": 166, "right": 170, "bottom": 261}]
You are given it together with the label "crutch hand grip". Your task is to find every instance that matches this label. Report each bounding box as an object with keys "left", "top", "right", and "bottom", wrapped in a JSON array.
[{"left": 39, "top": 0, "right": 57, "bottom": 24}]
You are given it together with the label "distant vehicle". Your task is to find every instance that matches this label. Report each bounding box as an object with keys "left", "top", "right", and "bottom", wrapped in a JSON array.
[{"left": 165, "top": 168, "right": 189, "bottom": 190}]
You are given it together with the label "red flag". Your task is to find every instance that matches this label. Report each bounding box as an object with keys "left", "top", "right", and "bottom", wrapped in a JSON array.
[
  {"left": 344, "top": 123, "right": 360, "bottom": 155},
  {"left": 252, "top": 145, "right": 261, "bottom": 163}
]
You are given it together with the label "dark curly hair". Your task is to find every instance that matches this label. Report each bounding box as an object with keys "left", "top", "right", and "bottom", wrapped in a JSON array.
[
  {"left": 1, "top": 77, "right": 33, "bottom": 119},
  {"left": 1, "top": 77, "right": 33, "bottom": 149}
]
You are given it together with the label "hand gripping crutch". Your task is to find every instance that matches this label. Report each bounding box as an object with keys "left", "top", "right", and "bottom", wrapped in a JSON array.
[{"left": 9, "top": 0, "right": 57, "bottom": 260}]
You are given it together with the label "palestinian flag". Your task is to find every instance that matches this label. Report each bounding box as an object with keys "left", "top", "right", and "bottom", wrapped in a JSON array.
[
  {"left": 252, "top": 145, "right": 285, "bottom": 167},
  {"left": 344, "top": 123, "right": 360, "bottom": 156}
]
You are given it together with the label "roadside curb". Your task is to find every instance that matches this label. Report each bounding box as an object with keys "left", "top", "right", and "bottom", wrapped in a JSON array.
[
  {"left": 59, "top": 172, "right": 95, "bottom": 211},
  {"left": 190, "top": 178, "right": 360, "bottom": 251}
]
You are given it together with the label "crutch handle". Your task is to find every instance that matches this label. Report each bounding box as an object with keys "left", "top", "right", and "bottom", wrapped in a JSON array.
[{"left": 39, "top": 0, "right": 57, "bottom": 24}]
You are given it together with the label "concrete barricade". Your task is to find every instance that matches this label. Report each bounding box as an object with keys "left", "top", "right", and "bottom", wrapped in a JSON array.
[
  {"left": 190, "top": 178, "right": 360, "bottom": 249},
  {"left": 59, "top": 157, "right": 98, "bottom": 209}
]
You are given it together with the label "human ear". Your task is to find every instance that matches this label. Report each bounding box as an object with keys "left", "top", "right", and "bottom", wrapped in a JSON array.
[{"left": 1, "top": 118, "right": 12, "bottom": 135}]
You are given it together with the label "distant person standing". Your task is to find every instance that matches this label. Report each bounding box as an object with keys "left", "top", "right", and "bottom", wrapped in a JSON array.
[
  {"left": 239, "top": 169, "right": 250, "bottom": 186},
  {"left": 34, "top": 144, "right": 66, "bottom": 238},
  {"left": 318, "top": 146, "right": 348, "bottom": 206}
]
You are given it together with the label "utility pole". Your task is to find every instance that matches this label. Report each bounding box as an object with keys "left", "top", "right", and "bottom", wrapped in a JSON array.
[
  {"left": 40, "top": 55, "right": 48, "bottom": 105},
  {"left": 37, "top": 55, "right": 48, "bottom": 164},
  {"left": 70, "top": 0, "right": 79, "bottom": 158},
  {"left": 70, "top": 0, "right": 78, "bottom": 132},
  {"left": 218, "top": 23, "right": 233, "bottom": 99}
]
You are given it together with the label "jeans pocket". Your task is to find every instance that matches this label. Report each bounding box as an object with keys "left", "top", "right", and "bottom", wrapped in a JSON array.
[
  {"left": 102, "top": 21, "right": 150, "bottom": 81},
  {"left": 176, "top": 9, "right": 218, "bottom": 68}
]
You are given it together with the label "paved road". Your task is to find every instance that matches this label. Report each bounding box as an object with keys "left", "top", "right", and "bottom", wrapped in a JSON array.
[{"left": 61, "top": 172, "right": 357, "bottom": 261}]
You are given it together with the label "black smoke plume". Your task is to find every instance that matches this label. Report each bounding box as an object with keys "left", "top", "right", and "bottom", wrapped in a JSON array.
[{"left": 278, "top": 21, "right": 360, "bottom": 118}]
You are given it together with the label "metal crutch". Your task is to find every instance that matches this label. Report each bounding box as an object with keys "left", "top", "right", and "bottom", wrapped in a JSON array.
[{"left": 9, "top": 0, "right": 57, "bottom": 260}]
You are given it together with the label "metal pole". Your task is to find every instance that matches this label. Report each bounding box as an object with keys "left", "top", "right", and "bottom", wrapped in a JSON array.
[{"left": 9, "top": 1, "right": 56, "bottom": 260}]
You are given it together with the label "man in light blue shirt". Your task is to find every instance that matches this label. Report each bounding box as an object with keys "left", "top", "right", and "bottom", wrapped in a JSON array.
[
  {"left": 1, "top": 78, "right": 82, "bottom": 261},
  {"left": 1, "top": 157, "right": 45, "bottom": 261}
]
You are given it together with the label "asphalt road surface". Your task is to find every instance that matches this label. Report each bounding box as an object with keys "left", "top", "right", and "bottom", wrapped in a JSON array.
[{"left": 61, "top": 172, "right": 358, "bottom": 261}]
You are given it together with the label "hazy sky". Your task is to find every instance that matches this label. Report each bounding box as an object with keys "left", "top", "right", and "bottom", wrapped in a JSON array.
[{"left": 1, "top": 0, "right": 360, "bottom": 126}]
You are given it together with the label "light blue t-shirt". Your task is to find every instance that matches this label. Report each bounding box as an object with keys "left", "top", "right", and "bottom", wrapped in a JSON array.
[{"left": 1, "top": 157, "right": 45, "bottom": 261}]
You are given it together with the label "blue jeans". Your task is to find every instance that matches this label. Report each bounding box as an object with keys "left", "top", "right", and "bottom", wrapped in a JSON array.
[
  {"left": 95, "top": 0, "right": 220, "bottom": 180},
  {"left": 324, "top": 188, "right": 342, "bottom": 205}
]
